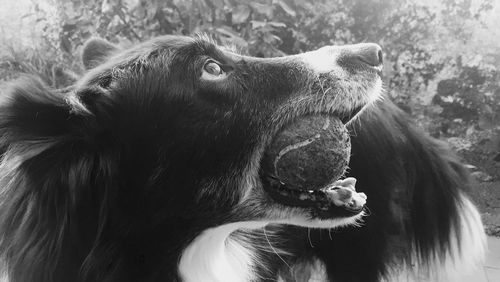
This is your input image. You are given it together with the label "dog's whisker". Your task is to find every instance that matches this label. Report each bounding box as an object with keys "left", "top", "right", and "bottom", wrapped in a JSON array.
[
  {"left": 263, "top": 226, "right": 292, "bottom": 271},
  {"left": 363, "top": 205, "right": 372, "bottom": 216},
  {"left": 307, "top": 228, "right": 314, "bottom": 248}
]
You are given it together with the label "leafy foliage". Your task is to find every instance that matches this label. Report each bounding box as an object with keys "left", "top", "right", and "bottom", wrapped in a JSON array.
[{"left": 1, "top": 0, "right": 499, "bottom": 178}]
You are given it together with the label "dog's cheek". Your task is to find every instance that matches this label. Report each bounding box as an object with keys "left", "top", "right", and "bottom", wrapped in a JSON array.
[{"left": 196, "top": 78, "right": 244, "bottom": 107}]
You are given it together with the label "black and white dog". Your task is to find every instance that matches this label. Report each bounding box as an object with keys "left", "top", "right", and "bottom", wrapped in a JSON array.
[{"left": 0, "top": 35, "right": 486, "bottom": 282}]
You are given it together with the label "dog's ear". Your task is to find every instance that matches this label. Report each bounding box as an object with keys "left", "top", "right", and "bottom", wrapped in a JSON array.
[
  {"left": 0, "top": 77, "right": 77, "bottom": 145},
  {"left": 81, "top": 37, "right": 119, "bottom": 70},
  {"left": 0, "top": 76, "right": 116, "bottom": 281}
]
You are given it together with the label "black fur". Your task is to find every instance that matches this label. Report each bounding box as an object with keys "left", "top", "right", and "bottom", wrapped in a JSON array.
[
  {"left": 249, "top": 102, "right": 470, "bottom": 282},
  {"left": 296, "top": 102, "right": 467, "bottom": 281},
  {"left": 0, "top": 35, "right": 476, "bottom": 282}
]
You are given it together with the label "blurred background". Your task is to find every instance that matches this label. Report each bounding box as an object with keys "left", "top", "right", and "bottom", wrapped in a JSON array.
[{"left": 0, "top": 0, "right": 499, "bottom": 235}]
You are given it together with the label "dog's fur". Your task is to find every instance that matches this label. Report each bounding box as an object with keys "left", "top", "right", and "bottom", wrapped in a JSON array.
[{"left": 0, "top": 35, "right": 486, "bottom": 282}]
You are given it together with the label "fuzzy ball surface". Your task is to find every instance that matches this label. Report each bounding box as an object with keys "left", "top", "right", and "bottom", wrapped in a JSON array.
[{"left": 264, "top": 116, "right": 351, "bottom": 190}]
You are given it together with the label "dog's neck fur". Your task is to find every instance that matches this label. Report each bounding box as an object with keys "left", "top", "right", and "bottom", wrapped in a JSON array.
[{"left": 178, "top": 222, "right": 267, "bottom": 282}]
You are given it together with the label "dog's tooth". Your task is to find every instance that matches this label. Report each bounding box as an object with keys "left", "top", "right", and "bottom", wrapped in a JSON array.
[
  {"left": 342, "top": 177, "right": 357, "bottom": 187},
  {"left": 330, "top": 177, "right": 357, "bottom": 192},
  {"left": 332, "top": 177, "right": 357, "bottom": 187},
  {"left": 332, "top": 180, "right": 342, "bottom": 186},
  {"left": 319, "top": 204, "right": 330, "bottom": 211},
  {"left": 345, "top": 193, "right": 366, "bottom": 210},
  {"left": 298, "top": 191, "right": 310, "bottom": 200},
  {"left": 325, "top": 187, "right": 355, "bottom": 207},
  {"left": 325, "top": 186, "right": 341, "bottom": 191}
]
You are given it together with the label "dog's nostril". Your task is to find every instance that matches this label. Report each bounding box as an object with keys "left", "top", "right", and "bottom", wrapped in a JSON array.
[
  {"left": 377, "top": 49, "right": 383, "bottom": 65},
  {"left": 355, "top": 43, "right": 383, "bottom": 67},
  {"left": 342, "top": 43, "right": 383, "bottom": 68}
]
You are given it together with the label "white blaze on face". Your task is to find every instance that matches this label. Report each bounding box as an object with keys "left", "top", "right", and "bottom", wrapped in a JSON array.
[
  {"left": 297, "top": 46, "right": 344, "bottom": 74},
  {"left": 297, "top": 43, "right": 383, "bottom": 73},
  {"left": 296, "top": 44, "right": 384, "bottom": 117}
]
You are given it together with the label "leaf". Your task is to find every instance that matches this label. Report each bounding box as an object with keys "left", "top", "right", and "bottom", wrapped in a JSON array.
[
  {"left": 197, "top": 1, "right": 213, "bottom": 23},
  {"left": 267, "top": 22, "right": 286, "bottom": 28},
  {"left": 208, "top": 0, "right": 225, "bottom": 9},
  {"left": 249, "top": 2, "right": 274, "bottom": 18},
  {"left": 274, "top": 0, "right": 296, "bottom": 17},
  {"left": 232, "top": 4, "right": 251, "bottom": 24},
  {"left": 59, "top": 35, "right": 72, "bottom": 54},
  {"left": 263, "top": 32, "right": 282, "bottom": 45},
  {"left": 216, "top": 27, "right": 248, "bottom": 49},
  {"left": 101, "top": 0, "right": 113, "bottom": 14},
  {"left": 250, "top": 20, "right": 267, "bottom": 29}
]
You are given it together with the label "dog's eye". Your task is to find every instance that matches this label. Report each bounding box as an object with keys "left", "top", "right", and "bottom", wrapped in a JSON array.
[
  {"left": 201, "top": 60, "right": 227, "bottom": 80},
  {"left": 204, "top": 61, "right": 223, "bottom": 75}
]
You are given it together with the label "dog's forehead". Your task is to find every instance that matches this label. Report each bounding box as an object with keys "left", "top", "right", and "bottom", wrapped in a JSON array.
[
  {"left": 140, "top": 35, "right": 223, "bottom": 57},
  {"left": 78, "top": 36, "right": 207, "bottom": 87},
  {"left": 150, "top": 35, "right": 197, "bottom": 47}
]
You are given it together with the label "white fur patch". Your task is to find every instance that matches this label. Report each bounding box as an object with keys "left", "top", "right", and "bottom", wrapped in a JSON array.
[
  {"left": 308, "top": 259, "right": 328, "bottom": 282},
  {"left": 298, "top": 46, "right": 343, "bottom": 74},
  {"left": 383, "top": 193, "right": 487, "bottom": 282},
  {"left": 178, "top": 222, "right": 267, "bottom": 282},
  {"left": 298, "top": 43, "right": 382, "bottom": 74}
]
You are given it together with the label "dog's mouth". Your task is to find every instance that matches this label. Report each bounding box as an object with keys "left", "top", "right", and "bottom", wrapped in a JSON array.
[
  {"left": 254, "top": 50, "right": 384, "bottom": 220},
  {"left": 261, "top": 174, "right": 367, "bottom": 217},
  {"left": 259, "top": 106, "right": 368, "bottom": 218}
]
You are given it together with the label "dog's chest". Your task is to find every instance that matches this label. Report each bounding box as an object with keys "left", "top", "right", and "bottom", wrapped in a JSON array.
[
  {"left": 178, "top": 223, "right": 262, "bottom": 282},
  {"left": 178, "top": 223, "right": 330, "bottom": 282}
]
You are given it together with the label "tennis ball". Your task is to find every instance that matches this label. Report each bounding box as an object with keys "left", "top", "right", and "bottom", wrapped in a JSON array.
[{"left": 263, "top": 116, "right": 351, "bottom": 190}]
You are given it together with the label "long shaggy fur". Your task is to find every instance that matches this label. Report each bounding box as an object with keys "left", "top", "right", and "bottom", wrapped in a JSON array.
[{"left": 0, "top": 36, "right": 485, "bottom": 282}]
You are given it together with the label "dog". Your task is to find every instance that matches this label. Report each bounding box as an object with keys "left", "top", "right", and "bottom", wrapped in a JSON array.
[{"left": 0, "top": 35, "right": 486, "bottom": 282}]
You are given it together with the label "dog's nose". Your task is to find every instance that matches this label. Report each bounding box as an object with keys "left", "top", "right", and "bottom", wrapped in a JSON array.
[{"left": 342, "top": 43, "right": 383, "bottom": 68}]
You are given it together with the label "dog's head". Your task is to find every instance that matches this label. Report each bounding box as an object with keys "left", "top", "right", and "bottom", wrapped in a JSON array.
[
  {"left": 0, "top": 35, "right": 382, "bottom": 280},
  {"left": 78, "top": 35, "right": 382, "bottom": 227}
]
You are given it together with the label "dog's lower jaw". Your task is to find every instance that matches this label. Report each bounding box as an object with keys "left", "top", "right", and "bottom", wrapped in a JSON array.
[
  {"left": 178, "top": 221, "right": 267, "bottom": 282},
  {"left": 285, "top": 211, "right": 366, "bottom": 229}
]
